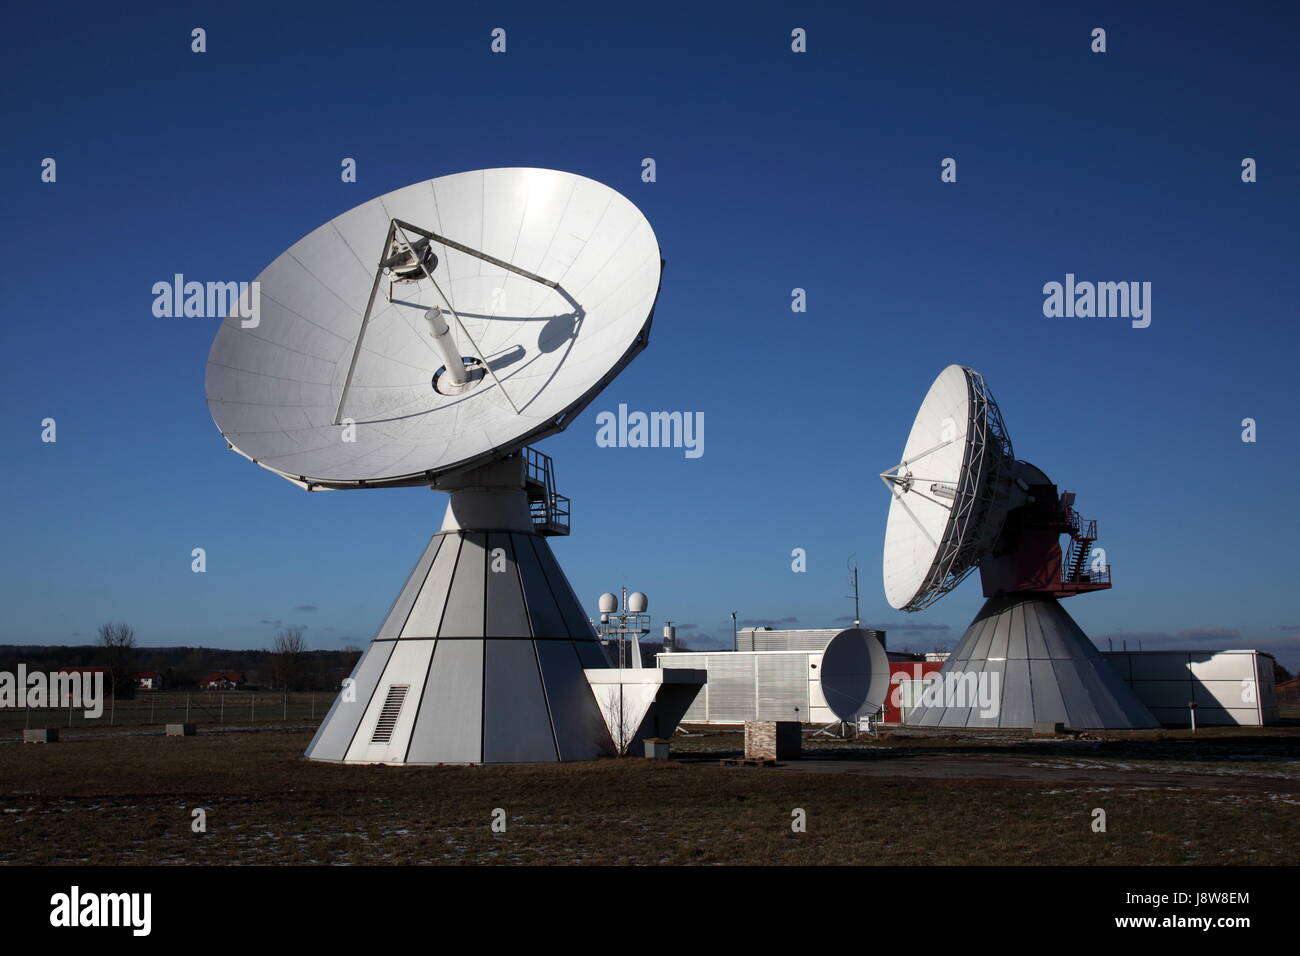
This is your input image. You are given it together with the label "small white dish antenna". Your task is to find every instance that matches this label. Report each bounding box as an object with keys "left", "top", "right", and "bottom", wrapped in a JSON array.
[{"left": 819, "top": 627, "right": 890, "bottom": 723}]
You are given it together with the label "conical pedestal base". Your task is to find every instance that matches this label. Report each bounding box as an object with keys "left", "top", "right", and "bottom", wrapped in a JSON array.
[
  {"left": 904, "top": 594, "right": 1158, "bottom": 730},
  {"left": 306, "top": 528, "right": 615, "bottom": 764}
]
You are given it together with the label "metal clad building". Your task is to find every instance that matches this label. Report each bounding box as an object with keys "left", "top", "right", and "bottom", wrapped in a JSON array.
[
  {"left": 737, "top": 627, "right": 886, "bottom": 652},
  {"left": 1103, "top": 650, "right": 1279, "bottom": 726},
  {"left": 661, "top": 648, "right": 1280, "bottom": 728},
  {"left": 660, "top": 651, "right": 832, "bottom": 723}
]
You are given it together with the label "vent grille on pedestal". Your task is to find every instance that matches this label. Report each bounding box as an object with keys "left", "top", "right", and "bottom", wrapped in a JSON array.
[{"left": 371, "top": 685, "right": 410, "bottom": 743}]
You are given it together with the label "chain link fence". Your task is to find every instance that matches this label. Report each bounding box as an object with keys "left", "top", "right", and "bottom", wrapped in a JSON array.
[{"left": 1, "top": 690, "right": 334, "bottom": 734}]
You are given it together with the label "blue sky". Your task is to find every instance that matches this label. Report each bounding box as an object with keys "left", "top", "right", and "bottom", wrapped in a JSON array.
[{"left": 2, "top": 1, "right": 1298, "bottom": 670}]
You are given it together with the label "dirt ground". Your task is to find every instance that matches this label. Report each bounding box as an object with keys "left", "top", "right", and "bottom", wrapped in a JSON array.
[{"left": 2, "top": 724, "right": 1296, "bottom": 865}]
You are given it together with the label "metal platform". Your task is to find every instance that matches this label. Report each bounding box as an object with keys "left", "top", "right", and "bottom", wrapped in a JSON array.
[{"left": 524, "top": 446, "right": 570, "bottom": 536}]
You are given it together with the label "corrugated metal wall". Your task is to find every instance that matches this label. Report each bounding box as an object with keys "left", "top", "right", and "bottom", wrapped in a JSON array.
[
  {"left": 1102, "top": 650, "right": 1279, "bottom": 726},
  {"left": 661, "top": 652, "right": 820, "bottom": 723},
  {"left": 756, "top": 654, "right": 808, "bottom": 720}
]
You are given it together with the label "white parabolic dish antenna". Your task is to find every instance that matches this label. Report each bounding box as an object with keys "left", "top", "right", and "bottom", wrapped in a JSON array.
[
  {"left": 209, "top": 169, "right": 668, "bottom": 765},
  {"left": 878, "top": 365, "right": 1159, "bottom": 731},
  {"left": 880, "top": 364, "right": 1014, "bottom": 611},
  {"left": 819, "top": 627, "right": 890, "bottom": 723},
  {"left": 205, "top": 167, "right": 662, "bottom": 489}
]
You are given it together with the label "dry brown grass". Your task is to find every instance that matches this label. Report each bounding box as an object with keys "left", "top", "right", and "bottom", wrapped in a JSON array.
[{"left": 1, "top": 729, "right": 1296, "bottom": 865}]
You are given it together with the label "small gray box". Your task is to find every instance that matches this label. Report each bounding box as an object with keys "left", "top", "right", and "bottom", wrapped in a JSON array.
[
  {"left": 1032, "top": 721, "right": 1066, "bottom": 736},
  {"left": 23, "top": 728, "right": 59, "bottom": 743},
  {"left": 643, "top": 738, "right": 670, "bottom": 760},
  {"left": 166, "top": 723, "right": 197, "bottom": 737}
]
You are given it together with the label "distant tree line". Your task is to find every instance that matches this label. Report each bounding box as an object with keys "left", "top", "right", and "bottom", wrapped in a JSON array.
[{"left": 0, "top": 631, "right": 362, "bottom": 693}]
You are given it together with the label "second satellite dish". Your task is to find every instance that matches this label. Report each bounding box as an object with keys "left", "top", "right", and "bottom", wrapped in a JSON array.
[
  {"left": 205, "top": 168, "right": 662, "bottom": 489},
  {"left": 819, "top": 627, "right": 890, "bottom": 723},
  {"left": 880, "top": 364, "right": 1015, "bottom": 610},
  {"left": 878, "top": 364, "right": 1159, "bottom": 730}
]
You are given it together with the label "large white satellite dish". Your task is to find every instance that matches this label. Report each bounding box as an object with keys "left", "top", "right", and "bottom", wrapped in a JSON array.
[
  {"left": 206, "top": 167, "right": 661, "bottom": 489},
  {"left": 879, "top": 365, "right": 1158, "bottom": 730},
  {"left": 206, "top": 168, "right": 665, "bottom": 765},
  {"left": 880, "top": 365, "right": 1014, "bottom": 611}
]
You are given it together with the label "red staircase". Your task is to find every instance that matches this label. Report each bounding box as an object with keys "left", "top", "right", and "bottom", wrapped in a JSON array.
[{"left": 1059, "top": 494, "right": 1110, "bottom": 595}]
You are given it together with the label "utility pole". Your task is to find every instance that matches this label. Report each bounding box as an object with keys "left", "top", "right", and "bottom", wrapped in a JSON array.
[
  {"left": 621, "top": 587, "right": 629, "bottom": 668},
  {"left": 731, "top": 611, "right": 738, "bottom": 650},
  {"left": 848, "top": 556, "right": 861, "bottom": 627}
]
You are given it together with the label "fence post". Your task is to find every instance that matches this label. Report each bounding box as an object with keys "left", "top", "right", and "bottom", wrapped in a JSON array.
[
  {"left": 220, "top": 694, "right": 224, "bottom": 724},
  {"left": 150, "top": 695, "right": 155, "bottom": 724},
  {"left": 186, "top": 694, "right": 191, "bottom": 722},
  {"left": 251, "top": 694, "right": 255, "bottom": 724}
]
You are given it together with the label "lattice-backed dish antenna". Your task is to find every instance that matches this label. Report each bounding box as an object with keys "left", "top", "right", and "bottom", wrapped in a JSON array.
[
  {"left": 205, "top": 168, "right": 662, "bottom": 489},
  {"left": 881, "top": 365, "right": 1159, "bottom": 730},
  {"left": 881, "top": 365, "right": 1014, "bottom": 611}
]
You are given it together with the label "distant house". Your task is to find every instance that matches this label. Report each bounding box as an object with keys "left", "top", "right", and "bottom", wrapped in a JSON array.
[
  {"left": 133, "top": 671, "right": 164, "bottom": 691},
  {"left": 199, "top": 672, "right": 246, "bottom": 690}
]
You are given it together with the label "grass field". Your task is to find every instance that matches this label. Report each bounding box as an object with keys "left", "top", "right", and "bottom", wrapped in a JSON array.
[{"left": 2, "top": 724, "right": 1297, "bottom": 865}]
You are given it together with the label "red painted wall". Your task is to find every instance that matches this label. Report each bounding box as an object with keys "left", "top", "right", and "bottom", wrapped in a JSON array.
[{"left": 883, "top": 661, "right": 945, "bottom": 723}]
